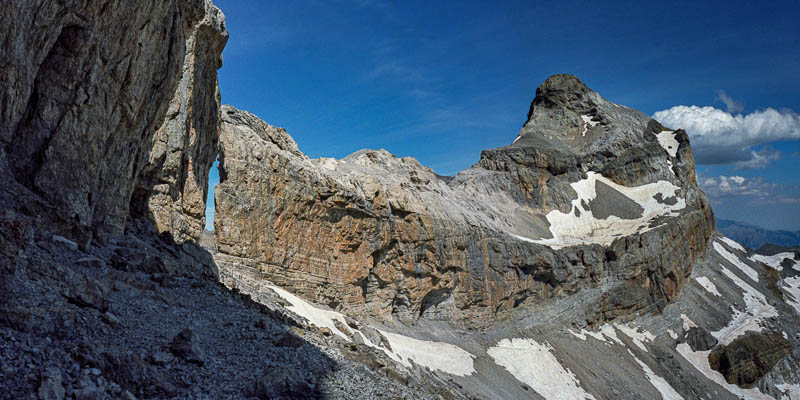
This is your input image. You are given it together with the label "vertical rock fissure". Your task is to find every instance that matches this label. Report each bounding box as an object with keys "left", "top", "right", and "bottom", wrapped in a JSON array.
[{"left": 10, "top": 25, "right": 88, "bottom": 191}]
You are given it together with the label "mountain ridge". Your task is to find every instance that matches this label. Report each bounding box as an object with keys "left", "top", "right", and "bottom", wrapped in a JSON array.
[
  {"left": 717, "top": 218, "right": 800, "bottom": 250},
  {"left": 2, "top": 1, "right": 800, "bottom": 398}
]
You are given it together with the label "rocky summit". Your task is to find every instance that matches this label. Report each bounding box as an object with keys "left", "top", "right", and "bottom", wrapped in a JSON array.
[
  {"left": 213, "top": 74, "right": 714, "bottom": 328},
  {"left": 2, "top": 1, "right": 800, "bottom": 400}
]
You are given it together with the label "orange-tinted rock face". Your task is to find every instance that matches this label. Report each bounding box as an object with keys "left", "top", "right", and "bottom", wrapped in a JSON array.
[{"left": 214, "top": 75, "right": 715, "bottom": 328}]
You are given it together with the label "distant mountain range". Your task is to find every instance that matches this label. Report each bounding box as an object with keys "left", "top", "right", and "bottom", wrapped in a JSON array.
[{"left": 717, "top": 218, "right": 800, "bottom": 250}]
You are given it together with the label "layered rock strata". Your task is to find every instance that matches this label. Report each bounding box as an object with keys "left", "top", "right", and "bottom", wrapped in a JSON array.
[
  {"left": 131, "top": 0, "right": 228, "bottom": 244},
  {"left": 0, "top": 0, "right": 224, "bottom": 247},
  {"left": 214, "top": 75, "right": 716, "bottom": 327}
]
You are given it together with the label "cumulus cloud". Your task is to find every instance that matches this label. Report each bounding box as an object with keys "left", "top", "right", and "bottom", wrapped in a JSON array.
[
  {"left": 716, "top": 90, "right": 743, "bottom": 113},
  {"left": 652, "top": 105, "right": 800, "bottom": 168},
  {"left": 699, "top": 174, "right": 800, "bottom": 205},
  {"left": 700, "top": 175, "right": 773, "bottom": 198}
]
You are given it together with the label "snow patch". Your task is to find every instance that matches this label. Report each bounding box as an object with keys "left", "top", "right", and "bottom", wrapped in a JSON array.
[
  {"left": 713, "top": 241, "right": 759, "bottom": 282},
  {"left": 628, "top": 349, "right": 684, "bottom": 400},
  {"left": 581, "top": 115, "right": 599, "bottom": 136},
  {"left": 712, "top": 265, "right": 777, "bottom": 345},
  {"left": 617, "top": 325, "right": 656, "bottom": 353},
  {"left": 378, "top": 331, "right": 476, "bottom": 377},
  {"left": 719, "top": 236, "right": 745, "bottom": 252},
  {"left": 783, "top": 276, "right": 800, "bottom": 316},
  {"left": 569, "top": 324, "right": 622, "bottom": 345},
  {"left": 695, "top": 276, "right": 722, "bottom": 297},
  {"left": 267, "top": 285, "right": 352, "bottom": 340},
  {"left": 569, "top": 323, "right": 655, "bottom": 352},
  {"left": 751, "top": 252, "right": 797, "bottom": 271},
  {"left": 268, "top": 285, "right": 477, "bottom": 376},
  {"left": 667, "top": 329, "right": 678, "bottom": 340},
  {"left": 777, "top": 383, "right": 800, "bottom": 400},
  {"left": 511, "top": 172, "right": 685, "bottom": 249},
  {"left": 680, "top": 314, "right": 696, "bottom": 331},
  {"left": 655, "top": 130, "right": 679, "bottom": 157},
  {"left": 488, "top": 338, "right": 596, "bottom": 400},
  {"left": 318, "top": 157, "right": 339, "bottom": 171},
  {"left": 676, "top": 343, "right": 773, "bottom": 399}
]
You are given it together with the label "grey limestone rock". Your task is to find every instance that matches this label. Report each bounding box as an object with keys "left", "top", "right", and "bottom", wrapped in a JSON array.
[
  {"left": 131, "top": 0, "right": 229, "bottom": 245},
  {"left": 0, "top": 0, "right": 209, "bottom": 247},
  {"left": 169, "top": 328, "right": 205, "bottom": 365},
  {"left": 214, "top": 75, "right": 715, "bottom": 328},
  {"left": 685, "top": 326, "right": 718, "bottom": 351},
  {"left": 37, "top": 367, "right": 65, "bottom": 400}
]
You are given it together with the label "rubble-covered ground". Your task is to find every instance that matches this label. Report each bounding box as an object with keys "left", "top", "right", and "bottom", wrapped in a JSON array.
[
  {"left": 218, "top": 233, "right": 800, "bottom": 400},
  {"left": 0, "top": 210, "right": 452, "bottom": 400}
]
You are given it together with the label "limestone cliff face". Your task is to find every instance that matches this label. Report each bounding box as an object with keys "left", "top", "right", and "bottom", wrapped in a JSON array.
[
  {"left": 214, "top": 75, "right": 715, "bottom": 328},
  {"left": 0, "top": 0, "right": 220, "bottom": 246},
  {"left": 132, "top": 0, "right": 229, "bottom": 244}
]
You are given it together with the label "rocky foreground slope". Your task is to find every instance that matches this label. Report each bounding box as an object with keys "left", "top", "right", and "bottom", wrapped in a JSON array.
[{"left": 2, "top": 0, "right": 800, "bottom": 399}]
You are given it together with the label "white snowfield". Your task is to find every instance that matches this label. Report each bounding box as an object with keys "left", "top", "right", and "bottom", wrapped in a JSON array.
[
  {"left": 378, "top": 331, "right": 476, "bottom": 377},
  {"left": 488, "top": 338, "right": 596, "bottom": 400},
  {"left": 777, "top": 383, "right": 800, "bottom": 400},
  {"left": 568, "top": 324, "right": 620, "bottom": 344},
  {"left": 568, "top": 324, "right": 683, "bottom": 399},
  {"left": 751, "top": 252, "right": 798, "bottom": 271},
  {"left": 317, "top": 157, "right": 339, "bottom": 171},
  {"left": 713, "top": 264, "right": 777, "bottom": 345},
  {"left": 569, "top": 323, "right": 654, "bottom": 352},
  {"left": 512, "top": 172, "right": 685, "bottom": 249},
  {"left": 783, "top": 276, "right": 800, "bottom": 316},
  {"left": 676, "top": 342, "right": 773, "bottom": 400},
  {"left": 714, "top": 241, "right": 759, "bottom": 282},
  {"left": 581, "top": 114, "right": 599, "bottom": 136},
  {"left": 267, "top": 285, "right": 477, "bottom": 376},
  {"left": 267, "top": 285, "right": 352, "bottom": 340},
  {"left": 676, "top": 314, "right": 777, "bottom": 400},
  {"left": 655, "top": 130, "right": 679, "bottom": 157},
  {"left": 718, "top": 236, "right": 745, "bottom": 252},
  {"left": 695, "top": 276, "right": 722, "bottom": 297},
  {"left": 617, "top": 324, "right": 657, "bottom": 352},
  {"left": 628, "top": 349, "right": 684, "bottom": 400}
]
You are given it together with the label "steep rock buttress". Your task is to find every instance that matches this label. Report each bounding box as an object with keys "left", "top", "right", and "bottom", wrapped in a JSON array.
[
  {"left": 0, "top": 0, "right": 227, "bottom": 247},
  {"left": 213, "top": 75, "right": 715, "bottom": 328}
]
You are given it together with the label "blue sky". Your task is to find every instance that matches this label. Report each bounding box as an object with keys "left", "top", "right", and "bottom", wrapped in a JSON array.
[{"left": 206, "top": 0, "right": 800, "bottom": 231}]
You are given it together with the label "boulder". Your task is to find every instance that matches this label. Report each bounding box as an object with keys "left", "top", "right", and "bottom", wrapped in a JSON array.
[
  {"left": 64, "top": 276, "right": 109, "bottom": 312},
  {"left": 685, "top": 326, "right": 718, "bottom": 351},
  {"left": 248, "top": 366, "right": 319, "bottom": 400},
  {"left": 37, "top": 367, "right": 65, "bottom": 400},
  {"left": 169, "top": 328, "right": 205, "bottom": 365},
  {"left": 708, "top": 331, "right": 792, "bottom": 388}
]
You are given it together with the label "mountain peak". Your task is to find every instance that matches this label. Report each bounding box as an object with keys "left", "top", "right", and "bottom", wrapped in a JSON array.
[
  {"left": 537, "top": 74, "right": 590, "bottom": 97},
  {"left": 525, "top": 74, "right": 591, "bottom": 120},
  {"left": 515, "top": 75, "right": 654, "bottom": 154}
]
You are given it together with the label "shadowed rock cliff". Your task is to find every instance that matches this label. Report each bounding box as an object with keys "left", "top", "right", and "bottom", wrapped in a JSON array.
[{"left": 0, "top": 0, "right": 213, "bottom": 247}]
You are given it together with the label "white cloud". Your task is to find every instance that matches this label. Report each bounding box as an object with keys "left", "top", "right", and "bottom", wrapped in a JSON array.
[
  {"left": 699, "top": 174, "right": 800, "bottom": 206},
  {"left": 652, "top": 105, "right": 800, "bottom": 168},
  {"left": 733, "top": 146, "right": 782, "bottom": 169},
  {"left": 716, "top": 90, "right": 743, "bottom": 113}
]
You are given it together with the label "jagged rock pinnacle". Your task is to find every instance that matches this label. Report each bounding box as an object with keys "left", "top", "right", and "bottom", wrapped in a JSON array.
[{"left": 526, "top": 74, "right": 592, "bottom": 120}]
